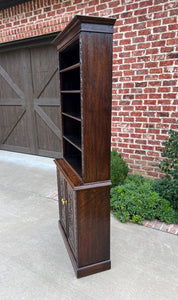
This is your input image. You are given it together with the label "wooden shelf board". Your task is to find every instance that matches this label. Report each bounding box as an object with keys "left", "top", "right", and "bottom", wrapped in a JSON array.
[
  {"left": 62, "top": 112, "right": 81, "bottom": 122},
  {"left": 61, "top": 90, "right": 80, "bottom": 94},
  {"left": 63, "top": 135, "right": 81, "bottom": 151},
  {"left": 60, "top": 63, "right": 80, "bottom": 73}
]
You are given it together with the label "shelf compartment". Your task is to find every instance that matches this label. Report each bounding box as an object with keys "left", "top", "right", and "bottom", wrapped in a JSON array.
[
  {"left": 62, "top": 112, "right": 81, "bottom": 122},
  {"left": 60, "top": 63, "right": 80, "bottom": 73},
  {"left": 63, "top": 115, "right": 81, "bottom": 150},
  {"left": 63, "top": 135, "right": 81, "bottom": 151},
  {"left": 62, "top": 93, "right": 81, "bottom": 120},
  {"left": 63, "top": 139, "right": 82, "bottom": 177},
  {"left": 60, "top": 39, "right": 79, "bottom": 70},
  {"left": 61, "top": 68, "right": 80, "bottom": 91}
]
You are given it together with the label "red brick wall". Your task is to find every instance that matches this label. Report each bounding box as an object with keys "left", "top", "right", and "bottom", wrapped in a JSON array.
[{"left": 0, "top": 0, "right": 178, "bottom": 178}]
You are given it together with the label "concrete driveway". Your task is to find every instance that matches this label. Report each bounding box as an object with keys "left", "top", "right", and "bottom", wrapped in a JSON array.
[{"left": 0, "top": 150, "right": 178, "bottom": 300}]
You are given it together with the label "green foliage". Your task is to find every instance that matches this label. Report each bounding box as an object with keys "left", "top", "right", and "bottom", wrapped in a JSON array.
[
  {"left": 111, "top": 149, "right": 128, "bottom": 187},
  {"left": 110, "top": 174, "right": 178, "bottom": 225},
  {"left": 152, "top": 178, "right": 178, "bottom": 211},
  {"left": 153, "top": 121, "right": 178, "bottom": 211},
  {"left": 159, "top": 122, "right": 178, "bottom": 180}
]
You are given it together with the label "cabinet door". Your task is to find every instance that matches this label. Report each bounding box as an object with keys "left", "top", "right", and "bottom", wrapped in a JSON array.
[{"left": 57, "top": 170, "right": 67, "bottom": 233}]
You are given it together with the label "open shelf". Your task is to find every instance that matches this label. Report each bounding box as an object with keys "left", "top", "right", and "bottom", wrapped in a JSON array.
[
  {"left": 60, "top": 39, "right": 79, "bottom": 70},
  {"left": 62, "top": 112, "right": 81, "bottom": 122},
  {"left": 60, "top": 63, "right": 80, "bottom": 73},
  {"left": 63, "top": 139, "right": 82, "bottom": 177},
  {"left": 61, "top": 67, "right": 80, "bottom": 90},
  {"left": 62, "top": 93, "right": 81, "bottom": 120},
  {"left": 63, "top": 115, "right": 81, "bottom": 151},
  {"left": 63, "top": 135, "right": 81, "bottom": 151}
]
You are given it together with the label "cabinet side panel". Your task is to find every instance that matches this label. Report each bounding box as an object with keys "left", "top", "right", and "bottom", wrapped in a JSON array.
[
  {"left": 81, "top": 32, "right": 113, "bottom": 183},
  {"left": 77, "top": 185, "right": 110, "bottom": 267}
]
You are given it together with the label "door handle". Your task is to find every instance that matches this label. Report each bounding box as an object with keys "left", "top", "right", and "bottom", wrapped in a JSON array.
[{"left": 61, "top": 198, "right": 67, "bottom": 205}]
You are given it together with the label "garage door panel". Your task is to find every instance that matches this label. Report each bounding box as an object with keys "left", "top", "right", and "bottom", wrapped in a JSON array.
[
  {"left": 39, "top": 106, "right": 61, "bottom": 129},
  {"left": 0, "top": 106, "right": 28, "bottom": 146},
  {"left": 5, "top": 112, "right": 29, "bottom": 147},
  {"left": 0, "top": 50, "right": 26, "bottom": 94},
  {"left": 36, "top": 112, "right": 61, "bottom": 152},
  {"left": 0, "top": 38, "right": 61, "bottom": 158},
  {"left": 0, "top": 76, "right": 21, "bottom": 99}
]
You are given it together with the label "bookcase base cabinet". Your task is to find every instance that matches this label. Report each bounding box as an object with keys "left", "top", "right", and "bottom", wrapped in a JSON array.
[{"left": 57, "top": 167, "right": 111, "bottom": 278}]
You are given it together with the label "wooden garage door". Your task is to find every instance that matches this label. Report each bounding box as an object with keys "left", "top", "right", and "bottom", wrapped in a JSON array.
[{"left": 0, "top": 36, "right": 62, "bottom": 158}]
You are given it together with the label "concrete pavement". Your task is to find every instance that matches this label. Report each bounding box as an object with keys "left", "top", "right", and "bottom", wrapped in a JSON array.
[{"left": 0, "top": 150, "right": 178, "bottom": 300}]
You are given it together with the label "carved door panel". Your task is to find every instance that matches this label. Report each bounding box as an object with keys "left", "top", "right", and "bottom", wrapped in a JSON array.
[
  {"left": 57, "top": 171, "right": 67, "bottom": 233},
  {"left": 67, "top": 184, "right": 75, "bottom": 254}
]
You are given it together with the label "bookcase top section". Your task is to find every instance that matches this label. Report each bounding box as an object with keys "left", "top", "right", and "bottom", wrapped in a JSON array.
[{"left": 53, "top": 15, "right": 116, "bottom": 50}]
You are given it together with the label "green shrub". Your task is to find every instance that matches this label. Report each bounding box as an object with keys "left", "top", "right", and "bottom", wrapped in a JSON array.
[
  {"left": 110, "top": 174, "right": 178, "bottom": 224},
  {"left": 111, "top": 149, "right": 128, "bottom": 186},
  {"left": 152, "top": 178, "right": 178, "bottom": 211},
  {"left": 159, "top": 122, "right": 178, "bottom": 181},
  {"left": 152, "top": 121, "right": 178, "bottom": 211}
]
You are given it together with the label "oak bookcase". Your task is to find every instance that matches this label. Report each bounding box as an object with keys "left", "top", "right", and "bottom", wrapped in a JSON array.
[{"left": 53, "top": 15, "right": 115, "bottom": 278}]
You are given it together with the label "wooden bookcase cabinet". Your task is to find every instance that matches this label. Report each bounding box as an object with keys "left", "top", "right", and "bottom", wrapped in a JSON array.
[{"left": 53, "top": 15, "right": 115, "bottom": 278}]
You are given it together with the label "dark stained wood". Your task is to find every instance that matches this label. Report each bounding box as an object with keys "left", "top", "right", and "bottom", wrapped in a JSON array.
[
  {"left": 53, "top": 15, "right": 115, "bottom": 51},
  {"left": 77, "top": 185, "right": 111, "bottom": 267},
  {"left": 0, "top": 39, "right": 62, "bottom": 158},
  {"left": 54, "top": 158, "right": 83, "bottom": 187},
  {"left": 55, "top": 15, "right": 115, "bottom": 278},
  {"left": 59, "top": 221, "right": 111, "bottom": 278},
  {"left": 81, "top": 32, "right": 113, "bottom": 182}
]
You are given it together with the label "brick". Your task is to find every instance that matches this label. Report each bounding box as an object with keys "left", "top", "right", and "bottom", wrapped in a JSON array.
[
  {"left": 150, "top": 68, "right": 162, "bottom": 74},
  {"left": 136, "top": 69, "right": 148, "bottom": 75},
  {"left": 163, "top": 17, "right": 177, "bottom": 25},
  {"left": 158, "top": 87, "right": 171, "bottom": 93},
  {"left": 134, "top": 8, "right": 147, "bottom": 16},
  {"left": 120, "top": 39, "right": 131, "bottom": 45},
  {"left": 135, "top": 82, "right": 147, "bottom": 87},
  {"left": 145, "top": 62, "right": 158, "bottom": 68},
  {"left": 147, "top": 20, "right": 161, "bottom": 27},
  {"left": 147, "top": 34, "right": 160, "bottom": 41},
  {"left": 168, "top": 24, "right": 178, "bottom": 31},
  {"left": 168, "top": 53, "right": 178, "bottom": 59},
  {"left": 138, "top": 29, "right": 151, "bottom": 36},
  {"left": 120, "top": 25, "right": 132, "bottom": 32},
  {"left": 123, "top": 82, "right": 134, "bottom": 88},
  {"left": 133, "top": 37, "right": 145, "bottom": 43},
  {"left": 153, "top": 26, "right": 167, "bottom": 33},
  {"left": 137, "top": 42, "right": 151, "bottom": 49},
  {"left": 154, "top": 11, "right": 168, "bottom": 19},
  {"left": 148, "top": 4, "right": 162, "bottom": 13},
  {"left": 124, "top": 45, "right": 136, "bottom": 51},
  {"left": 163, "top": 80, "right": 176, "bottom": 86},
  {"left": 167, "top": 38, "right": 178, "bottom": 46},
  {"left": 152, "top": 40, "right": 165, "bottom": 47},
  {"left": 159, "top": 74, "right": 172, "bottom": 80},
  {"left": 126, "top": 3, "right": 139, "bottom": 10},
  {"left": 161, "top": 47, "right": 174, "bottom": 53},
  {"left": 133, "top": 22, "right": 146, "bottom": 30},
  {"left": 139, "top": 0, "right": 153, "bottom": 8},
  {"left": 161, "top": 32, "right": 176, "bottom": 39},
  {"left": 125, "top": 17, "right": 137, "bottom": 25}
]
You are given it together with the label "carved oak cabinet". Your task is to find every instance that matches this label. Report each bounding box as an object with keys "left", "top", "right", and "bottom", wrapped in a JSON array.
[{"left": 53, "top": 15, "right": 115, "bottom": 278}]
